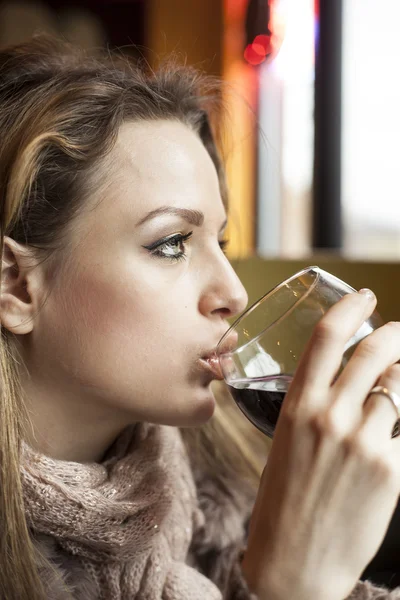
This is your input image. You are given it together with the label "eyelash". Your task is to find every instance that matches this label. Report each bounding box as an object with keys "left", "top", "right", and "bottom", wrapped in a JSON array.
[{"left": 144, "top": 232, "right": 229, "bottom": 262}]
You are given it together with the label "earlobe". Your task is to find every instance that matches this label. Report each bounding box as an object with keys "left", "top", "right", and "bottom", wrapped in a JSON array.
[{"left": 0, "top": 237, "right": 36, "bottom": 335}]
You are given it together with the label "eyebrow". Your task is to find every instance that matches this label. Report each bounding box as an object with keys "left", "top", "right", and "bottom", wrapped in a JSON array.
[
  {"left": 137, "top": 206, "right": 228, "bottom": 232},
  {"left": 136, "top": 206, "right": 204, "bottom": 227}
]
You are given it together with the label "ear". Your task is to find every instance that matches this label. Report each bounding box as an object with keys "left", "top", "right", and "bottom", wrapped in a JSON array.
[{"left": 1, "top": 236, "right": 42, "bottom": 335}]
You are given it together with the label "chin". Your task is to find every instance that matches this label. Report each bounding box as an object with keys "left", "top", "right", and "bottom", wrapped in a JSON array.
[
  {"left": 135, "top": 384, "right": 217, "bottom": 429},
  {"left": 188, "top": 385, "right": 217, "bottom": 425}
]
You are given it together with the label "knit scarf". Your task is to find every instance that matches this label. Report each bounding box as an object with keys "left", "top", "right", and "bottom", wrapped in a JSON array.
[{"left": 21, "top": 423, "right": 222, "bottom": 599}]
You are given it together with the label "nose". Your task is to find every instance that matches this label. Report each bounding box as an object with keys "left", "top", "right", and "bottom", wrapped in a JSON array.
[{"left": 198, "top": 253, "right": 248, "bottom": 320}]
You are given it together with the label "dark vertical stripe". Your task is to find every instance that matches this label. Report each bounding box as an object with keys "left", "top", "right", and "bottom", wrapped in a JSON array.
[{"left": 312, "top": 0, "right": 343, "bottom": 249}]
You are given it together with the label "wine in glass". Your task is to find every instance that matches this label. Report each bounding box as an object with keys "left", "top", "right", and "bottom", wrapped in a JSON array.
[{"left": 216, "top": 266, "right": 384, "bottom": 439}]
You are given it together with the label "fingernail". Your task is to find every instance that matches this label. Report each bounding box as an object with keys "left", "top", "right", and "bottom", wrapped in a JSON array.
[{"left": 358, "top": 288, "right": 376, "bottom": 300}]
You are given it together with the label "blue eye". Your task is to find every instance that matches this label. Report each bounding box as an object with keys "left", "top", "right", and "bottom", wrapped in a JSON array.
[{"left": 144, "top": 232, "right": 193, "bottom": 262}]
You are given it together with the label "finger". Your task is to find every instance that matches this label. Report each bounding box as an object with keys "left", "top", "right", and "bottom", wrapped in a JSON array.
[
  {"left": 376, "top": 365, "right": 400, "bottom": 438},
  {"left": 381, "top": 369, "right": 400, "bottom": 459},
  {"left": 358, "top": 376, "right": 400, "bottom": 442},
  {"left": 333, "top": 323, "right": 400, "bottom": 410},
  {"left": 294, "top": 290, "right": 377, "bottom": 396}
]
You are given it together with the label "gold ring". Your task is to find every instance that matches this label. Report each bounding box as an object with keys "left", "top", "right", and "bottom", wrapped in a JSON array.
[{"left": 368, "top": 386, "right": 400, "bottom": 424}]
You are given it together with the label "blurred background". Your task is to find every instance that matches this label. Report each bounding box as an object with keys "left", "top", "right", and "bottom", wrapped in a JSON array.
[{"left": 1, "top": 0, "right": 399, "bottom": 318}]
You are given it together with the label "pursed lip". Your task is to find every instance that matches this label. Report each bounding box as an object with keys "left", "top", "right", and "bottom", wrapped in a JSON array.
[
  {"left": 198, "top": 354, "right": 224, "bottom": 381},
  {"left": 198, "top": 329, "right": 238, "bottom": 382}
]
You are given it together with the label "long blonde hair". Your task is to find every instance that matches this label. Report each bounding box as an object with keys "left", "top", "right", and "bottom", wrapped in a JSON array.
[{"left": 0, "top": 36, "right": 266, "bottom": 599}]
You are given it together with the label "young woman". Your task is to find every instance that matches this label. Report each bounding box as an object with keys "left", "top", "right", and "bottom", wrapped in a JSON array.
[{"left": 1, "top": 36, "right": 400, "bottom": 600}]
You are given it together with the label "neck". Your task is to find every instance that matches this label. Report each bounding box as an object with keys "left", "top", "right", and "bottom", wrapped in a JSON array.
[{"left": 22, "top": 378, "right": 131, "bottom": 463}]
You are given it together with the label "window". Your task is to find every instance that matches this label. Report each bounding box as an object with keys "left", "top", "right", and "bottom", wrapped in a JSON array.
[{"left": 342, "top": 0, "right": 400, "bottom": 260}]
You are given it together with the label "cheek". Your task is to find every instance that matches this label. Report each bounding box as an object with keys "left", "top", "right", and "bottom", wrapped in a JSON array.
[
  {"left": 53, "top": 263, "right": 193, "bottom": 366},
  {"left": 37, "top": 259, "right": 211, "bottom": 423},
  {"left": 63, "top": 270, "right": 150, "bottom": 346}
]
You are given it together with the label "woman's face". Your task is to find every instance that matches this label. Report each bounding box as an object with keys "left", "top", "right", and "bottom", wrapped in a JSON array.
[{"left": 28, "top": 120, "right": 248, "bottom": 429}]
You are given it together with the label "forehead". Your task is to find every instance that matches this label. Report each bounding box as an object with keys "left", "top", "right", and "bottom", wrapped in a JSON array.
[
  {"left": 116, "top": 119, "right": 213, "bottom": 179},
  {"left": 110, "top": 119, "right": 221, "bottom": 209},
  {"left": 76, "top": 119, "right": 226, "bottom": 242}
]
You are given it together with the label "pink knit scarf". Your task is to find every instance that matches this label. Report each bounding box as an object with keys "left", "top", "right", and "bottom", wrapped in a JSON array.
[{"left": 21, "top": 423, "right": 222, "bottom": 599}]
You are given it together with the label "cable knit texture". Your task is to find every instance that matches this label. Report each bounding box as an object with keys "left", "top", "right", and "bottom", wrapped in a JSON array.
[
  {"left": 349, "top": 582, "right": 400, "bottom": 599},
  {"left": 21, "top": 423, "right": 400, "bottom": 599}
]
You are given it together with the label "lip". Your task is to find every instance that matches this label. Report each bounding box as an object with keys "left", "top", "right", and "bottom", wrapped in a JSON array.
[{"left": 199, "top": 354, "right": 224, "bottom": 381}]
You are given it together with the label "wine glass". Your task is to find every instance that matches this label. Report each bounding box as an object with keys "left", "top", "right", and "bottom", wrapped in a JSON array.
[{"left": 216, "top": 266, "right": 384, "bottom": 438}]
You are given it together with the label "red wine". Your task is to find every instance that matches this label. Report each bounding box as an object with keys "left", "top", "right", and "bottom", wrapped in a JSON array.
[{"left": 228, "top": 375, "right": 292, "bottom": 438}]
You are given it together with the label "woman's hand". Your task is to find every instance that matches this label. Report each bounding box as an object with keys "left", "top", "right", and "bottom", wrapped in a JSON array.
[{"left": 241, "top": 290, "right": 400, "bottom": 600}]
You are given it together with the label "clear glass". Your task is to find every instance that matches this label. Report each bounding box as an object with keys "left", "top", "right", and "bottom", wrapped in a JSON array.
[{"left": 216, "top": 266, "right": 384, "bottom": 438}]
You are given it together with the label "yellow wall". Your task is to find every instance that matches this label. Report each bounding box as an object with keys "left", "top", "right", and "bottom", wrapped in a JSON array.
[
  {"left": 146, "top": 0, "right": 223, "bottom": 75},
  {"left": 232, "top": 257, "right": 400, "bottom": 322},
  {"left": 222, "top": 0, "right": 257, "bottom": 257}
]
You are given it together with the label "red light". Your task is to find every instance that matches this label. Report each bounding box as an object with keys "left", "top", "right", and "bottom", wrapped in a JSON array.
[
  {"left": 244, "top": 43, "right": 266, "bottom": 65},
  {"left": 244, "top": 33, "right": 273, "bottom": 66},
  {"left": 254, "top": 34, "right": 272, "bottom": 55}
]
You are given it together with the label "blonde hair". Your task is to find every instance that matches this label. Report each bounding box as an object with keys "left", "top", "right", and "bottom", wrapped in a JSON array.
[{"left": 0, "top": 36, "right": 266, "bottom": 599}]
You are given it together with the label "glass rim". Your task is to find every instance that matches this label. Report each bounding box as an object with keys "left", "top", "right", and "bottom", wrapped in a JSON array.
[{"left": 216, "top": 265, "right": 321, "bottom": 356}]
